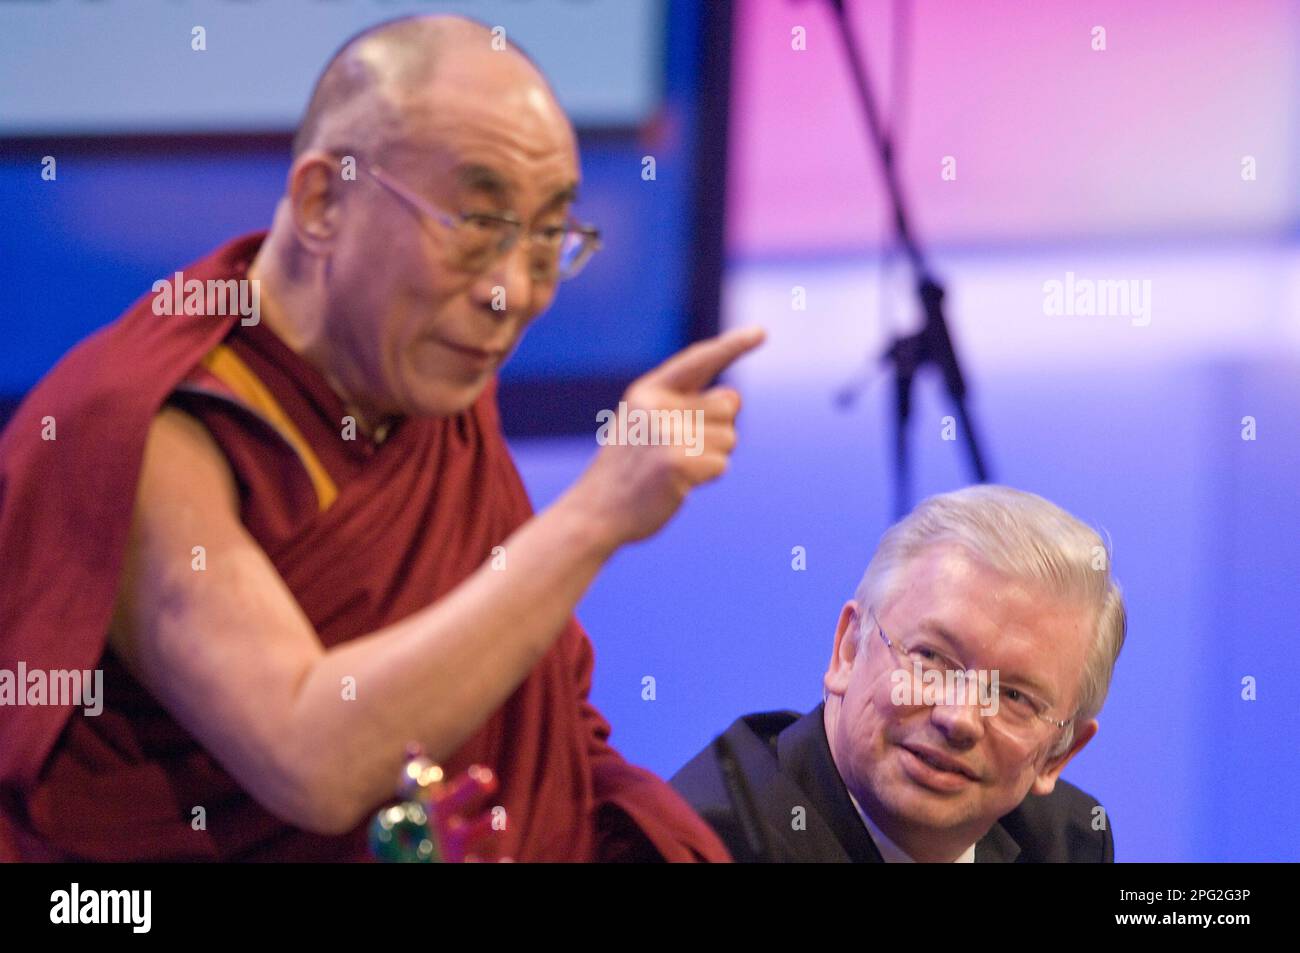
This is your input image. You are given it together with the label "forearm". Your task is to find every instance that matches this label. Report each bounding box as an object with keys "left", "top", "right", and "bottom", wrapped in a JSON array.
[{"left": 284, "top": 485, "right": 619, "bottom": 833}]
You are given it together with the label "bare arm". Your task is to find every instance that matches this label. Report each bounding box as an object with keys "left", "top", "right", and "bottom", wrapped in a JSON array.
[{"left": 109, "top": 327, "right": 764, "bottom": 836}]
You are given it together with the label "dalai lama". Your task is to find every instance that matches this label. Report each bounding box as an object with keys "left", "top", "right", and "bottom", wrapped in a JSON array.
[{"left": 0, "top": 14, "right": 764, "bottom": 861}]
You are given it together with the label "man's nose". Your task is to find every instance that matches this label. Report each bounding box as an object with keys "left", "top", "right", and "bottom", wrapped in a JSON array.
[
  {"left": 477, "top": 240, "right": 535, "bottom": 321},
  {"left": 928, "top": 691, "right": 986, "bottom": 744}
]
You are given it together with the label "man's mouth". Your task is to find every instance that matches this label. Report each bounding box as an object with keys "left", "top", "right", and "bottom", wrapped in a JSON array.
[
  {"left": 900, "top": 744, "right": 979, "bottom": 782},
  {"left": 434, "top": 337, "right": 507, "bottom": 365}
]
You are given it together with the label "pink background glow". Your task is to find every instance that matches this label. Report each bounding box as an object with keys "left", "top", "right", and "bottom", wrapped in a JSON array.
[{"left": 726, "top": 0, "right": 1300, "bottom": 257}]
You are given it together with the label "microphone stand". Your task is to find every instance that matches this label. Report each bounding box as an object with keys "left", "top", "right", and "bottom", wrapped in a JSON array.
[{"left": 823, "top": 0, "right": 990, "bottom": 518}]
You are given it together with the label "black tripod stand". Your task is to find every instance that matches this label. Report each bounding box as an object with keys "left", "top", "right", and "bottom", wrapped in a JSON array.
[{"left": 823, "top": 0, "right": 991, "bottom": 518}]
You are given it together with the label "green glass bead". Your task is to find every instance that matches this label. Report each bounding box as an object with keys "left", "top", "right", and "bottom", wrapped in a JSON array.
[{"left": 369, "top": 801, "right": 442, "bottom": 863}]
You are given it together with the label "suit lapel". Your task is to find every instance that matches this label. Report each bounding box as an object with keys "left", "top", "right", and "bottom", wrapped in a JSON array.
[
  {"left": 774, "top": 708, "right": 885, "bottom": 862},
  {"left": 975, "top": 821, "right": 1022, "bottom": 863},
  {"left": 720, "top": 715, "right": 852, "bottom": 861}
]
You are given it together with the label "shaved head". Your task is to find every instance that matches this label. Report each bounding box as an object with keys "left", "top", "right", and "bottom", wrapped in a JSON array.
[{"left": 291, "top": 15, "right": 553, "bottom": 161}]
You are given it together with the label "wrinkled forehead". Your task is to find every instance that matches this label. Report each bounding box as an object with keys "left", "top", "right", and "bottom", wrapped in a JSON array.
[{"left": 390, "top": 79, "right": 580, "bottom": 196}]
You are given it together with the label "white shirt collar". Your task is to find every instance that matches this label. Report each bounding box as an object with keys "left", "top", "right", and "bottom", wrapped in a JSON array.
[{"left": 848, "top": 790, "right": 976, "bottom": 863}]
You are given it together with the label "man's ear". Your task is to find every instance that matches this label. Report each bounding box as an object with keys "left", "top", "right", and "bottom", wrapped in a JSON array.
[
  {"left": 823, "top": 600, "right": 861, "bottom": 701},
  {"left": 287, "top": 152, "right": 346, "bottom": 254},
  {"left": 1029, "top": 718, "right": 1098, "bottom": 795}
]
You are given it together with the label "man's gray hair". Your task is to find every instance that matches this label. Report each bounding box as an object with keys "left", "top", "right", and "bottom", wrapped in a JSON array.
[{"left": 850, "top": 484, "right": 1126, "bottom": 760}]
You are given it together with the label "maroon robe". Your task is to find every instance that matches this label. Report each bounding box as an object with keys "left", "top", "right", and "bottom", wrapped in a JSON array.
[{"left": 0, "top": 233, "right": 730, "bottom": 862}]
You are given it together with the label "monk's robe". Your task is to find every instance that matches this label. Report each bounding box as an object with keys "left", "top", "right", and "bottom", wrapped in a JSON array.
[{"left": 0, "top": 233, "right": 730, "bottom": 862}]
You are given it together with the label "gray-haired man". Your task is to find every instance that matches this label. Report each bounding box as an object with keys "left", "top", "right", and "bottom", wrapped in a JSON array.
[{"left": 672, "top": 485, "right": 1125, "bottom": 862}]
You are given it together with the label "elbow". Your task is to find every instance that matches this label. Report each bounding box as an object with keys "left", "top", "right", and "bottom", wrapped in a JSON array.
[
  {"left": 299, "top": 802, "right": 365, "bottom": 838},
  {"left": 267, "top": 677, "right": 373, "bottom": 837},
  {"left": 258, "top": 736, "right": 369, "bottom": 837},
  {"left": 288, "top": 787, "right": 361, "bottom": 837},
  {"left": 245, "top": 771, "right": 357, "bottom": 837},
  {"left": 281, "top": 759, "right": 370, "bottom": 837}
]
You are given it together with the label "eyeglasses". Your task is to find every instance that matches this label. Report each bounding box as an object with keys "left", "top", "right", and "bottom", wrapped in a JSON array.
[
  {"left": 862, "top": 606, "right": 1073, "bottom": 745},
  {"left": 362, "top": 163, "right": 602, "bottom": 283}
]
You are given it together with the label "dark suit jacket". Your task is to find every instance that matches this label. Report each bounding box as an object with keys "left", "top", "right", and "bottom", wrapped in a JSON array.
[{"left": 670, "top": 705, "right": 1113, "bottom": 862}]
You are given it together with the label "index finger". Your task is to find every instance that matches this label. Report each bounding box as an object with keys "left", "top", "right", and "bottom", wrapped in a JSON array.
[{"left": 642, "top": 325, "right": 766, "bottom": 393}]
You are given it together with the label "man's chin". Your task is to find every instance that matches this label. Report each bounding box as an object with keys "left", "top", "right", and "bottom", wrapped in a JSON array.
[
  {"left": 877, "top": 769, "right": 983, "bottom": 829},
  {"left": 405, "top": 377, "right": 492, "bottom": 418}
]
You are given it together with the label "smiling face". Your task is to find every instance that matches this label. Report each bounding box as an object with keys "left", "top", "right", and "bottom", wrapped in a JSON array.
[
  {"left": 309, "top": 39, "right": 581, "bottom": 421},
  {"left": 823, "top": 542, "right": 1099, "bottom": 862}
]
